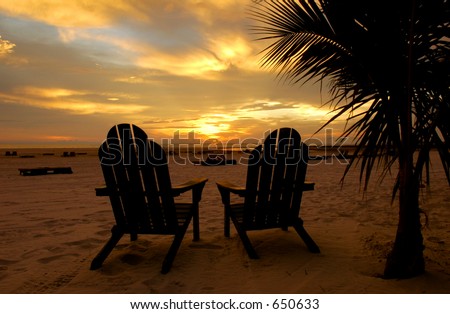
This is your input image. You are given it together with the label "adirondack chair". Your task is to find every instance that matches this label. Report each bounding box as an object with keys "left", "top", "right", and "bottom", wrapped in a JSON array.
[
  {"left": 216, "top": 128, "right": 319, "bottom": 259},
  {"left": 91, "top": 124, "right": 208, "bottom": 274}
]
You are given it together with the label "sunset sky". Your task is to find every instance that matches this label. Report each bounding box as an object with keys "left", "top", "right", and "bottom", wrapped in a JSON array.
[{"left": 0, "top": 0, "right": 345, "bottom": 148}]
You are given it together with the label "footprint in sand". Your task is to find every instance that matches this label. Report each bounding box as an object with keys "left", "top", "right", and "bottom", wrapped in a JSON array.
[
  {"left": 21, "top": 249, "right": 41, "bottom": 259},
  {"left": 95, "top": 229, "right": 111, "bottom": 237},
  {"left": 0, "top": 259, "right": 18, "bottom": 266},
  {"left": 64, "top": 238, "right": 103, "bottom": 249},
  {"left": 188, "top": 243, "right": 223, "bottom": 250},
  {"left": 120, "top": 253, "right": 145, "bottom": 266},
  {"left": 37, "top": 254, "right": 80, "bottom": 264},
  {"left": 428, "top": 236, "right": 445, "bottom": 244}
]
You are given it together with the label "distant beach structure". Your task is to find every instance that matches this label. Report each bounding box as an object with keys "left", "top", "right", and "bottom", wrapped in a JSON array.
[
  {"left": 18, "top": 167, "right": 73, "bottom": 176},
  {"left": 4, "top": 151, "right": 17, "bottom": 156},
  {"left": 62, "top": 151, "right": 76, "bottom": 157},
  {"left": 200, "top": 154, "right": 237, "bottom": 166}
]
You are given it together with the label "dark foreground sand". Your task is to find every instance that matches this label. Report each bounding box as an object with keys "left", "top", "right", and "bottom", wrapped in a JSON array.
[{"left": 0, "top": 149, "right": 449, "bottom": 293}]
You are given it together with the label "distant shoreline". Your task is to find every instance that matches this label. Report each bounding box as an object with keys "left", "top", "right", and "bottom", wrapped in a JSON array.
[{"left": 0, "top": 145, "right": 440, "bottom": 156}]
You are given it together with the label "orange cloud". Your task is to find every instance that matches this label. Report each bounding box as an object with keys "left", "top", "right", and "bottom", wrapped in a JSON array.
[
  {"left": 44, "top": 135, "right": 77, "bottom": 142},
  {"left": 0, "top": 0, "right": 149, "bottom": 27},
  {"left": 140, "top": 99, "right": 339, "bottom": 142},
  {"left": 0, "top": 36, "right": 15, "bottom": 56},
  {"left": 1, "top": 87, "right": 148, "bottom": 115}
]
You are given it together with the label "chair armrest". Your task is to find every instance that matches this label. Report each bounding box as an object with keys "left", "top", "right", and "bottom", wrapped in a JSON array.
[
  {"left": 216, "top": 181, "right": 246, "bottom": 206},
  {"left": 216, "top": 181, "right": 246, "bottom": 197},
  {"left": 172, "top": 178, "right": 208, "bottom": 196},
  {"left": 303, "top": 181, "right": 315, "bottom": 191},
  {"left": 95, "top": 186, "right": 109, "bottom": 196}
]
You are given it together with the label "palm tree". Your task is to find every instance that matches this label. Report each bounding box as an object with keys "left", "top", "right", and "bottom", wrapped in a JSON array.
[{"left": 250, "top": 0, "right": 450, "bottom": 278}]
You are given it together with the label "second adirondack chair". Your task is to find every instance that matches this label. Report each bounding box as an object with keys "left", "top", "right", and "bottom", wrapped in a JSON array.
[{"left": 216, "top": 128, "right": 319, "bottom": 258}]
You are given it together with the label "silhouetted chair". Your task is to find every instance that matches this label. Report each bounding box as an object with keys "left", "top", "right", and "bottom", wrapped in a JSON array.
[
  {"left": 91, "top": 124, "right": 208, "bottom": 274},
  {"left": 216, "top": 128, "right": 319, "bottom": 259}
]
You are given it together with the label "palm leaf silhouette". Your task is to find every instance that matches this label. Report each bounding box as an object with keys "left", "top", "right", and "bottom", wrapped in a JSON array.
[{"left": 251, "top": 0, "right": 450, "bottom": 278}]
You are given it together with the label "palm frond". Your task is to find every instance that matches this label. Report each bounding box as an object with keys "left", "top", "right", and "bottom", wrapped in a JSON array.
[{"left": 250, "top": 0, "right": 450, "bottom": 190}]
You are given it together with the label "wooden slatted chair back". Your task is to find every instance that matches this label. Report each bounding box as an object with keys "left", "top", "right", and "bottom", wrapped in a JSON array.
[
  {"left": 98, "top": 123, "right": 178, "bottom": 236},
  {"left": 243, "top": 128, "right": 308, "bottom": 229}
]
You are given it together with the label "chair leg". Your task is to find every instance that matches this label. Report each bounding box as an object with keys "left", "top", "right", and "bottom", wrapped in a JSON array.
[
  {"left": 90, "top": 225, "right": 124, "bottom": 270},
  {"left": 293, "top": 218, "right": 320, "bottom": 253},
  {"left": 224, "top": 206, "right": 231, "bottom": 237},
  {"left": 230, "top": 216, "right": 259, "bottom": 259},
  {"left": 161, "top": 218, "right": 191, "bottom": 274},
  {"left": 192, "top": 205, "right": 200, "bottom": 241}
]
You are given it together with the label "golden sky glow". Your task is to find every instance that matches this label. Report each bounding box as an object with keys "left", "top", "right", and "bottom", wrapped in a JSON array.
[{"left": 0, "top": 0, "right": 344, "bottom": 147}]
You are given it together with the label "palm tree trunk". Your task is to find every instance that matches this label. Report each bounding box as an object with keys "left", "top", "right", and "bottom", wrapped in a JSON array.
[
  {"left": 384, "top": 88, "right": 425, "bottom": 279},
  {"left": 384, "top": 158, "right": 425, "bottom": 278},
  {"left": 384, "top": 0, "right": 425, "bottom": 278}
]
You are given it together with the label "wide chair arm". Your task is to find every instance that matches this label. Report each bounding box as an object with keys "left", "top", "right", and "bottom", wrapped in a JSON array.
[
  {"left": 95, "top": 177, "right": 209, "bottom": 201},
  {"left": 172, "top": 177, "right": 208, "bottom": 203},
  {"left": 216, "top": 181, "right": 247, "bottom": 238},
  {"left": 95, "top": 186, "right": 110, "bottom": 196},
  {"left": 216, "top": 181, "right": 246, "bottom": 205},
  {"left": 302, "top": 181, "right": 315, "bottom": 191},
  {"left": 216, "top": 180, "right": 315, "bottom": 205},
  {"left": 216, "top": 181, "right": 246, "bottom": 196}
]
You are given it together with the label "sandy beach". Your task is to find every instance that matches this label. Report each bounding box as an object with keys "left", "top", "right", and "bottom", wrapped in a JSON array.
[{"left": 0, "top": 148, "right": 449, "bottom": 294}]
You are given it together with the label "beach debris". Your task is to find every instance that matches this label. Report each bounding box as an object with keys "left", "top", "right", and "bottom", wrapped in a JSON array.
[{"left": 18, "top": 167, "right": 73, "bottom": 176}]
